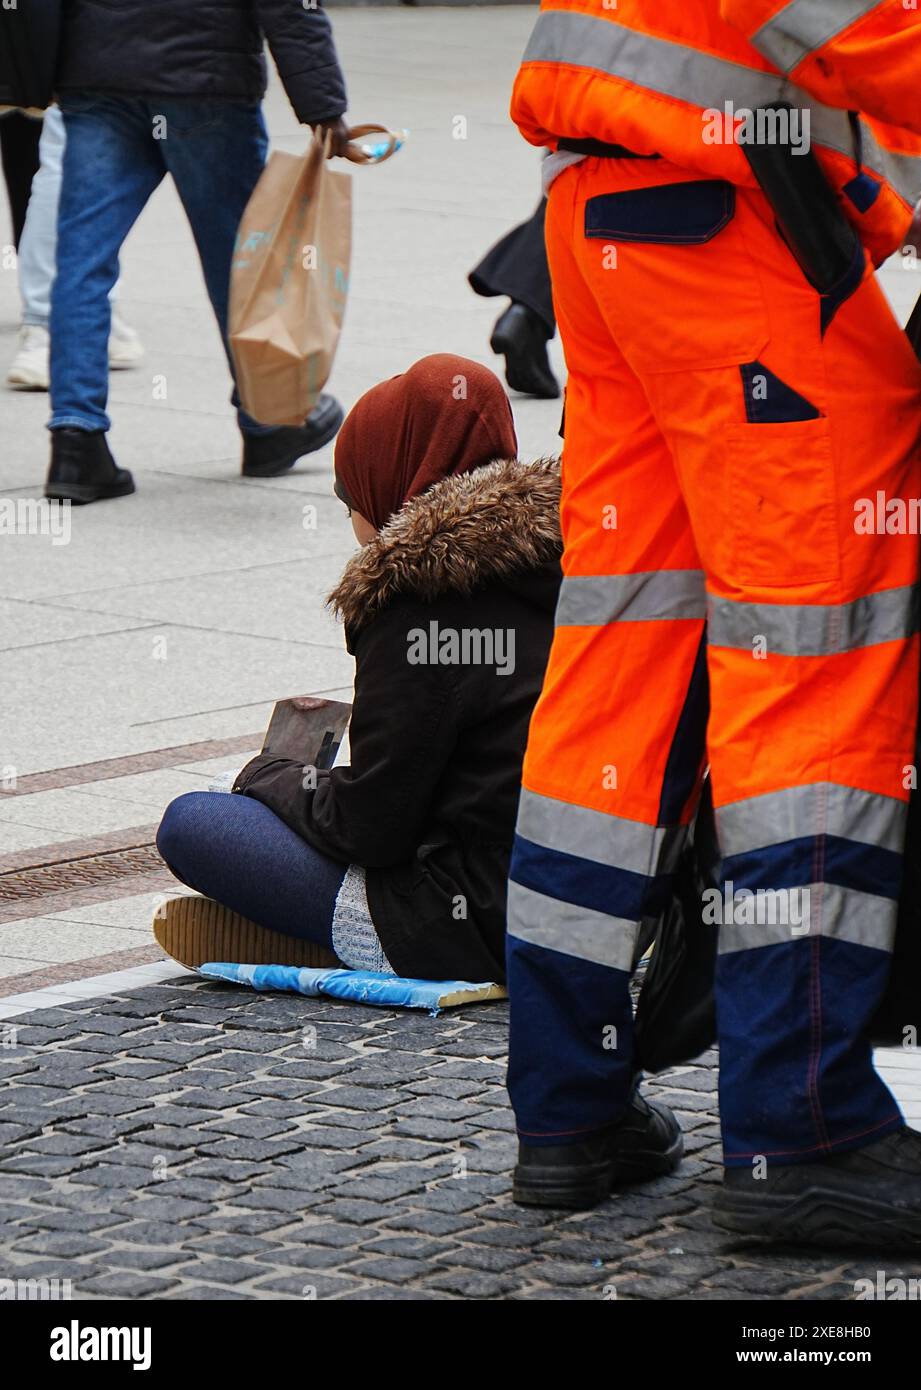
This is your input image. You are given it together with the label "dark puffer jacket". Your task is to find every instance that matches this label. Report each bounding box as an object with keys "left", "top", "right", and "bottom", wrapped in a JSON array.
[
  {"left": 55, "top": 0, "right": 346, "bottom": 124},
  {"left": 233, "top": 457, "right": 563, "bottom": 984}
]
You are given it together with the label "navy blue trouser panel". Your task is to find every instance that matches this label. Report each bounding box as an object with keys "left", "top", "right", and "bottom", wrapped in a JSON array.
[
  {"left": 506, "top": 935, "right": 635, "bottom": 1143},
  {"left": 717, "top": 935, "right": 902, "bottom": 1166}
]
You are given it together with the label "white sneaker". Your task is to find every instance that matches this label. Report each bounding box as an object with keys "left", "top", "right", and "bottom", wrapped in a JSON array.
[
  {"left": 6, "top": 314, "right": 143, "bottom": 391},
  {"left": 6, "top": 324, "right": 50, "bottom": 391},
  {"left": 108, "top": 311, "right": 144, "bottom": 369}
]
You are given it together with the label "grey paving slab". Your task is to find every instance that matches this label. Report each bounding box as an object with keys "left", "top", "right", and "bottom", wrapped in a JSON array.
[
  {"left": 43, "top": 893, "right": 186, "bottom": 933},
  {"left": 0, "top": 821, "right": 86, "bottom": 853},
  {"left": 880, "top": 260, "right": 921, "bottom": 321},
  {"left": 47, "top": 552, "right": 349, "bottom": 650},
  {"left": 0, "top": 919, "right": 146, "bottom": 964},
  {"left": 0, "top": 476, "right": 348, "bottom": 604},
  {"left": 0, "top": 598, "right": 150, "bottom": 653},
  {"left": 876, "top": 1047, "right": 921, "bottom": 1070},
  {"left": 0, "top": 786, "right": 162, "bottom": 836},
  {"left": 72, "top": 767, "right": 221, "bottom": 806},
  {"left": 0, "top": 624, "right": 353, "bottom": 776},
  {"left": 0, "top": 955, "right": 49, "bottom": 978},
  {"left": 173, "top": 752, "right": 261, "bottom": 778}
]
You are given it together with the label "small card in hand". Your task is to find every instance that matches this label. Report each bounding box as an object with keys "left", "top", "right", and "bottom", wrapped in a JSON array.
[{"left": 261, "top": 696, "right": 352, "bottom": 769}]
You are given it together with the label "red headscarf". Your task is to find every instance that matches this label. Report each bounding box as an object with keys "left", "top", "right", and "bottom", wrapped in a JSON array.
[{"left": 334, "top": 354, "right": 518, "bottom": 530}]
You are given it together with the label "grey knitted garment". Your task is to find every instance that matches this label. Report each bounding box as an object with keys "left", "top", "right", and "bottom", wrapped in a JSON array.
[{"left": 331, "top": 864, "right": 396, "bottom": 975}]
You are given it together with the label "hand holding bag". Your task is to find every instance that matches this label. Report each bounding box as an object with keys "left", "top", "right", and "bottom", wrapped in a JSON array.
[
  {"left": 229, "top": 124, "right": 401, "bottom": 427},
  {"left": 230, "top": 128, "right": 350, "bottom": 427}
]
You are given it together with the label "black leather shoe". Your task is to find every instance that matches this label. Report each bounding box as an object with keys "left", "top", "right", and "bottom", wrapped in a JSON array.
[
  {"left": 490, "top": 303, "right": 560, "bottom": 400},
  {"left": 45, "top": 428, "right": 135, "bottom": 504},
  {"left": 241, "top": 394, "right": 344, "bottom": 477},
  {"left": 513, "top": 1092, "right": 684, "bottom": 1209},
  {"left": 713, "top": 1127, "right": 921, "bottom": 1249}
]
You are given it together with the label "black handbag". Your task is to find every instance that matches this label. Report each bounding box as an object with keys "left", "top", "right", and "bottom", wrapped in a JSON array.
[
  {"left": 0, "top": 0, "right": 61, "bottom": 110},
  {"left": 633, "top": 779, "right": 719, "bottom": 1073}
]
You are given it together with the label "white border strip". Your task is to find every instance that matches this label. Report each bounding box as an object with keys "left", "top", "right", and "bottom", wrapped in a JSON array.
[{"left": 0, "top": 960, "right": 194, "bottom": 1018}]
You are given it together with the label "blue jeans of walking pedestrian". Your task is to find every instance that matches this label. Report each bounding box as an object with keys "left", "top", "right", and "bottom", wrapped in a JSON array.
[{"left": 50, "top": 94, "right": 274, "bottom": 435}]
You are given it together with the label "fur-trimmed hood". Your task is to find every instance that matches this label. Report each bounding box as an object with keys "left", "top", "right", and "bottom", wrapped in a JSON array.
[{"left": 328, "top": 456, "right": 562, "bottom": 632}]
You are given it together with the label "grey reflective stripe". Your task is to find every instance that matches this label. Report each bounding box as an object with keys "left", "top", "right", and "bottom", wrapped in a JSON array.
[
  {"left": 525, "top": 10, "right": 793, "bottom": 109},
  {"left": 517, "top": 787, "right": 687, "bottom": 877},
  {"left": 809, "top": 104, "right": 921, "bottom": 206},
  {"left": 852, "top": 120, "right": 921, "bottom": 208},
  {"left": 507, "top": 881, "right": 637, "bottom": 970},
  {"left": 707, "top": 585, "right": 920, "bottom": 656},
  {"left": 555, "top": 571, "right": 706, "bottom": 627},
  {"left": 715, "top": 882, "right": 896, "bottom": 955},
  {"left": 716, "top": 781, "right": 906, "bottom": 857},
  {"left": 524, "top": 10, "right": 921, "bottom": 206},
  {"left": 753, "top": 0, "right": 882, "bottom": 77}
]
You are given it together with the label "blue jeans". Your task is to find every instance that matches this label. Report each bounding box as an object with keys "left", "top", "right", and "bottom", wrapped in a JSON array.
[
  {"left": 156, "top": 792, "right": 346, "bottom": 953},
  {"left": 50, "top": 95, "right": 273, "bottom": 435}
]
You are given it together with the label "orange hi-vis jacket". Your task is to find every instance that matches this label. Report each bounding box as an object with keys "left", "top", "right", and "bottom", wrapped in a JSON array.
[{"left": 510, "top": 1, "right": 921, "bottom": 265}]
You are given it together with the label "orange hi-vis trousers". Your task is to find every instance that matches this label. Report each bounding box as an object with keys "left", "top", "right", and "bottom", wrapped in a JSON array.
[{"left": 506, "top": 155, "right": 921, "bottom": 1163}]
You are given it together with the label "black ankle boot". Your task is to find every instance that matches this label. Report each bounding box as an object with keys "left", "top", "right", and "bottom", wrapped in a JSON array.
[
  {"left": 513, "top": 1092, "right": 684, "bottom": 1209},
  {"left": 45, "top": 428, "right": 135, "bottom": 504},
  {"left": 714, "top": 1127, "right": 921, "bottom": 1249},
  {"left": 490, "top": 303, "right": 560, "bottom": 400},
  {"left": 241, "top": 394, "right": 344, "bottom": 478}
]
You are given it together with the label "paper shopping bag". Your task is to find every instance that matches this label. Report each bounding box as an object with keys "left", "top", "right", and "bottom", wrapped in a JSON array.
[{"left": 229, "top": 135, "right": 351, "bottom": 427}]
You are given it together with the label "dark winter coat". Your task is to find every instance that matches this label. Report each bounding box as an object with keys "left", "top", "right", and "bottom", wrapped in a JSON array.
[
  {"left": 0, "top": 0, "right": 62, "bottom": 110},
  {"left": 55, "top": 0, "right": 346, "bottom": 125},
  {"left": 233, "top": 457, "right": 563, "bottom": 983}
]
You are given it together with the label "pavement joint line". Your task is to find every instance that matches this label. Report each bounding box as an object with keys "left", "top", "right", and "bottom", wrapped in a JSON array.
[
  {"left": 30, "top": 549, "right": 347, "bottom": 604},
  {"left": 129, "top": 704, "right": 279, "bottom": 729},
  {"left": 61, "top": 789, "right": 181, "bottom": 811},
  {"left": 128, "top": 626, "right": 348, "bottom": 652},
  {"left": 0, "top": 622, "right": 163, "bottom": 658},
  {"left": 130, "top": 686, "right": 350, "bottom": 728},
  {"left": 0, "top": 616, "right": 347, "bottom": 656}
]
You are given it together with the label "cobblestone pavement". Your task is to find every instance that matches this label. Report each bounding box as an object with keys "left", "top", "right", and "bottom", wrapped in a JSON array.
[{"left": 1, "top": 979, "right": 919, "bottom": 1301}]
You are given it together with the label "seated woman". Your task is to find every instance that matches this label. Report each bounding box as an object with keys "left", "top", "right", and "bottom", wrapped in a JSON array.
[{"left": 155, "top": 354, "right": 562, "bottom": 982}]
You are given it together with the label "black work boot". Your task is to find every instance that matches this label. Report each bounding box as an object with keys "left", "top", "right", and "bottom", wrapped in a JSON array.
[
  {"left": 713, "top": 1127, "right": 921, "bottom": 1249},
  {"left": 241, "top": 394, "right": 344, "bottom": 477},
  {"left": 513, "top": 1092, "right": 684, "bottom": 1209},
  {"left": 45, "top": 428, "right": 135, "bottom": 504},
  {"left": 490, "top": 302, "right": 560, "bottom": 400}
]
